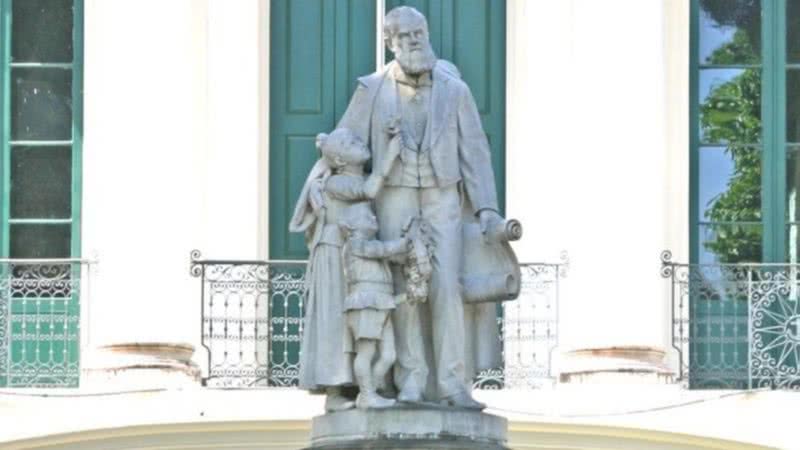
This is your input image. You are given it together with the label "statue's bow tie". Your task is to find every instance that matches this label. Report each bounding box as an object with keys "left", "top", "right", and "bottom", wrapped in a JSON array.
[
  {"left": 397, "top": 79, "right": 432, "bottom": 88},
  {"left": 396, "top": 71, "right": 433, "bottom": 88}
]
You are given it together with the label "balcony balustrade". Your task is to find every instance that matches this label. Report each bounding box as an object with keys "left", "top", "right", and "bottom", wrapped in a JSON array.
[
  {"left": 190, "top": 250, "right": 566, "bottom": 390},
  {"left": 0, "top": 259, "right": 94, "bottom": 388},
  {"left": 662, "top": 250, "right": 800, "bottom": 389}
]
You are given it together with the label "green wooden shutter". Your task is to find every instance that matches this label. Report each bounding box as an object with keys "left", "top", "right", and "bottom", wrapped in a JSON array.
[
  {"left": 386, "top": 0, "right": 506, "bottom": 212},
  {"left": 269, "top": 0, "right": 376, "bottom": 260}
]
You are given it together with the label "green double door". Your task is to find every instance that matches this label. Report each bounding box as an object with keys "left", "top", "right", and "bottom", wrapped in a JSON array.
[
  {"left": 269, "top": 0, "right": 506, "bottom": 261},
  {"left": 268, "top": 0, "right": 506, "bottom": 384}
]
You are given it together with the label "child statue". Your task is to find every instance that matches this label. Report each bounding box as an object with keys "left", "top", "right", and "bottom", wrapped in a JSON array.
[
  {"left": 288, "top": 124, "right": 403, "bottom": 411},
  {"left": 339, "top": 202, "right": 410, "bottom": 409}
]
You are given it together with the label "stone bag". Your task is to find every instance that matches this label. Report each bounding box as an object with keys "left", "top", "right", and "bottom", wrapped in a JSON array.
[{"left": 460, "top": 218, "right": 523, "bottom": 304}]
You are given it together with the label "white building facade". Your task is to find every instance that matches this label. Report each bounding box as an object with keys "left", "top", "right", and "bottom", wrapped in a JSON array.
[{"left": 0, "top": 1, "right": 795, "bottom": 449}]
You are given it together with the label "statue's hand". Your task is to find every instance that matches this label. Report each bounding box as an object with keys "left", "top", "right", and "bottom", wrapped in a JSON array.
[
  {"left": 385, "top": 116, "right": 401, "bottom": 137},
  {"left": 479, "top": 209, "right": 503, "bottom": 236},
  {"left": 363, "top": 174, "right": 382, "bottom": 199},
  {"left": 386, "top": 135, "right": 402, "bottom": 160},
  {"left": 402, "top": 235, "right": 413, "bottom": 251},
  {"left": 379, "top": 137, "right": 403, "bottom": 177}
]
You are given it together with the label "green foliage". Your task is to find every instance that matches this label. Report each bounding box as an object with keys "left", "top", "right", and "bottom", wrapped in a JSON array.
[
  {"left": 702, "top": 224, "right": 762, "bottom": 263},
  {"left": 699, "top": 29, "right": 762, "bottom": 263},
  {"left": 700, "top": 69, "right": 761, "bottom": 144},
  {"left": 703, "top": 146, "right": 761, "bottom": 223},
  {"left": 706, "top": 29, "right": 759, "bottom": 65},
  {"left": 699, "top": 0, "right": 761, "bottom": 58}
]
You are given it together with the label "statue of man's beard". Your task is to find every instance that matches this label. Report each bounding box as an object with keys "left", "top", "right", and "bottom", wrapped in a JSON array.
[{"left": 394, "top": 43, "right": 437, "bottom": 75}]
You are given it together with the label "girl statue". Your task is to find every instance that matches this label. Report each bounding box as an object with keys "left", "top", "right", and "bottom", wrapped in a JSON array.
[{"left": 288, "top": 125, "right": 402, "bottom": 411}]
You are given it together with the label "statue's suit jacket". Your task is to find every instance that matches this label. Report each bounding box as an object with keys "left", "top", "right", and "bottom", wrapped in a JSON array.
[
  {"left": 338, "top": 60, "right": 503, "bottom": 382},
  {"left": 337, "top": 60, "right": 499, "bottom": 215}
]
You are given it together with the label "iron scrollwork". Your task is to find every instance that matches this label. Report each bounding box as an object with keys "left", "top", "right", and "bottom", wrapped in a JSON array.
[
  {"left": 662, "top": 249, "right": 800, "bottom": 389},
  {"left": 192, "top": 250, "right": 566, "bottom": 389},
  {"left": 0, "top": 260, "right": 92, "bottom": 388}
]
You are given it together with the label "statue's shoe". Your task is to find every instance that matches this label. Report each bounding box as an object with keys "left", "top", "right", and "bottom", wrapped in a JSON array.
[
  {"left": 325, "top": 394, "right": 356, "bottom": 412},
  {"left": 329, "top": 400, "right": 356, "bottom": 411},
  {"left": 440, "top": 392, "right": 486, "bottom": 410},
  {"left": 356, "top": 393, "right": 397, "bottom": 409},
  {"left": 376, "top": 379, "right": 397, "bottom": 399},
  {"left": 396, "top": 387, "right": 423, "bottom": 403}
]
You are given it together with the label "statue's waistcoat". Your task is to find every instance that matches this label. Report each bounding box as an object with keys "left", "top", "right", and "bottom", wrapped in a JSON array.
[
  {"left": 338, "top": 58, "right": 498, "bottom": 213},
  {"left": 394, "top": 66, "right": 437, "bottom": 188},
  {"left": 343, "top": 60, "right": 463, "bottom": 189}
]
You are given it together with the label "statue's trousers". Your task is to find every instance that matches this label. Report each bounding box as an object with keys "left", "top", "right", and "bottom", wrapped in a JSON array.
[{"left": 375, "top": 184, "right": 466, "bottom": 400}]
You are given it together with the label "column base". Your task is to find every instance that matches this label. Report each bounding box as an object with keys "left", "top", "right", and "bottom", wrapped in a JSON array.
[
  {"left": 83, "top": 342, "right": 200, "bottom": 389},
  {"left": 559, "top": 346, "right": 674, "bottom": 384}
]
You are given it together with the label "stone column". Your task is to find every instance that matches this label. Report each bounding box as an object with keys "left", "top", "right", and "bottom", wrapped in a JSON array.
[
  {"left": 81, "top": 0, "right": 263, "bottom": 387},
  {"left": 505, "top": 0, "right": 686, "bottom": 382}
]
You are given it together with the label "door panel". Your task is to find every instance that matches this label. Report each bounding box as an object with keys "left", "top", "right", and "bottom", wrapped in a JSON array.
[
  {"left": 269, "top": 0, "right": 376, "bottom": 260},
  {"left": 267, "top": 0, "right": 376, "bottom": 385}
]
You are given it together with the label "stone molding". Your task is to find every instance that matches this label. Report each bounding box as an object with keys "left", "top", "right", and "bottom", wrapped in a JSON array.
[
  {"left": 83, "top": 342, "right": 200, "bottom": 389},
  {"left": 1, "top": 419, "right": 774, "bottom": 450},
  {"left": 559, "top": 346, "right": 674, "bottom": 384}
]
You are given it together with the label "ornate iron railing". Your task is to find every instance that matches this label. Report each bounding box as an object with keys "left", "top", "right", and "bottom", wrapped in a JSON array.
[
  {"left": 190, "top": 250, "right": 566, "bottom": 389},
  {"left": 662, "top": 250, "right": 800, "bottom": 389},
  {"left": 0, "top": 259, "right": 94, "bottom": 388}
]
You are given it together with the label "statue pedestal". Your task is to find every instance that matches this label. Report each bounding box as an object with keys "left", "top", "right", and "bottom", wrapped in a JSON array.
[{"left": 306, "top": 405, "right": 508, "bottom": 449}]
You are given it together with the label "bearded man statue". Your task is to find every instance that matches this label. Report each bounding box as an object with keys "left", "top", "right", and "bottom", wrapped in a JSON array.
[{"left": 336, "top": 6, "right": 504, "bottom": 409}]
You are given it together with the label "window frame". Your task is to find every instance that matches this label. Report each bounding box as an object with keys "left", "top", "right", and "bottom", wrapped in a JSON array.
[
  {"left": 0, "top": 0, "right": 84, "bottom": 388},
  {"left": 0, "top": 0, "right": 84, "bottom": 260},
  {"left": 690, "top": 0, "right": 793, "bottom": 264}
]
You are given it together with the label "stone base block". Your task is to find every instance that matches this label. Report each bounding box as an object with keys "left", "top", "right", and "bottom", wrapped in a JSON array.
[{"left": 306, "top": 405, "right": 508, "bottom": 450}]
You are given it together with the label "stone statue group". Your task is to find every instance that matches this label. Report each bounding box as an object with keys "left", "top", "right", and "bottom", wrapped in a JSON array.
[{"left": 290, "top": 6, "right": 521, "bottom": 412}]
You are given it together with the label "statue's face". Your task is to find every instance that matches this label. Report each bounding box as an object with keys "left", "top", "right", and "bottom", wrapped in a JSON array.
[
  {"left": 390, "top": 16, "right": 427, "bottom": 57},
  {"left": 343, "top": 136, "right": 370, "bottom": 165},
  {"left": 348, "top": 210, "right": 379, "bottom": 238},
  {"left": 389, "top": 15, "right": 436, "bottom": 75},
  {"left": 324, "top": 130, "right": 369, "bottom": 167}
]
